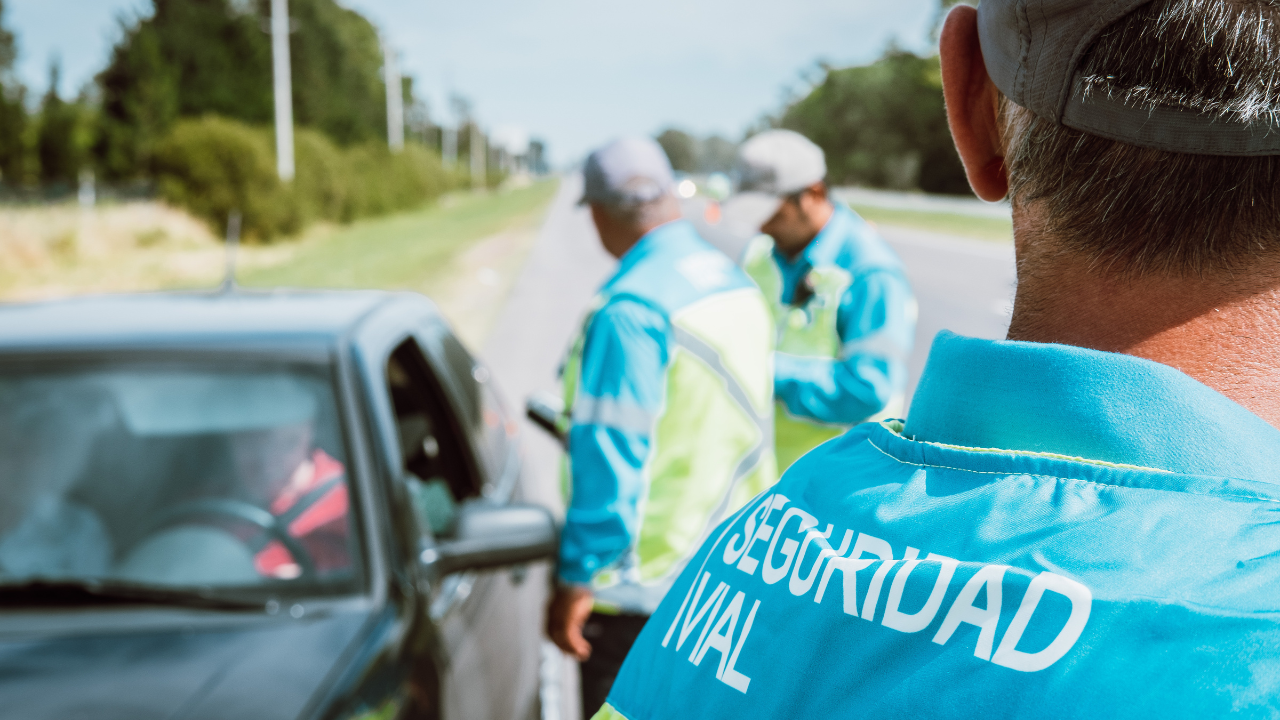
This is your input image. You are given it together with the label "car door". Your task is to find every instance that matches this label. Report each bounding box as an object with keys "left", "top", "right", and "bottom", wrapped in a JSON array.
[{"left": 381, "top": 332, "right": 544, "bottom": 720}]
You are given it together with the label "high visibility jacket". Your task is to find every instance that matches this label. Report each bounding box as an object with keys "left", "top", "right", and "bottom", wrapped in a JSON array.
[
  {"left": 742, "top": 204, "right": 916, "bottom": 471},
  {"left": 595, "top": 331, "right": 1280, "bottom": 720},
  {"left": 558, "top": 220, "right": 778, "bottom": 615}
]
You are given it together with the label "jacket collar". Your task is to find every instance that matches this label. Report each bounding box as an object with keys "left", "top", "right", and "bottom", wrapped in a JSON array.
[{"left": 905, "top": 331, "right": 1280, "bottom": 483}]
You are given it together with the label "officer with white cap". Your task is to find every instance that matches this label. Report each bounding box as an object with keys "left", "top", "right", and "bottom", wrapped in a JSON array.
[
  {"left": 728, "top": 129, "right": 917, "bottom": 472},
  {"left": 546, "top": 137, "right": 777, "bottom": 717}
]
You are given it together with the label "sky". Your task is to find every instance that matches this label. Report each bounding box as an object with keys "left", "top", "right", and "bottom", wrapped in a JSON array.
[{"left": 6, "top": 0, "right": 939, "bottom": 165}]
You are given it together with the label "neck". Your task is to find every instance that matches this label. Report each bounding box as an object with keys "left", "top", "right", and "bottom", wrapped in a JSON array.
[{"left": 1007, "top": 227, "right": 1280, "bottom": 429}]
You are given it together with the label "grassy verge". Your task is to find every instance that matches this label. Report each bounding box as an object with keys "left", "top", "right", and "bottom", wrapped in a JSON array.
[
  {"left": 240, "top": 179, "right": 558, "bottom": 290},
  {"left": 850, "top": 204, "right": 1012, "bottom": 243}
]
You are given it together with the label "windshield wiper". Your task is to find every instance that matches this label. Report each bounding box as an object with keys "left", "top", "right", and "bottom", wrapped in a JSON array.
[{"left": 0, "top": 580, "right": 265, "bottom": 611}]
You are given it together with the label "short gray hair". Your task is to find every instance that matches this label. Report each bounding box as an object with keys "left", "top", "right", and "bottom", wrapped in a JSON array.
[{"left": 1003, "top": 0, "right": 1280, "bottom": 276}]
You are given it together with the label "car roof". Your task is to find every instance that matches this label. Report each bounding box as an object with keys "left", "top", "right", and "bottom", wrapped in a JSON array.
[{"left": 0, "top": 290, "right": 435, "bottom": 353}]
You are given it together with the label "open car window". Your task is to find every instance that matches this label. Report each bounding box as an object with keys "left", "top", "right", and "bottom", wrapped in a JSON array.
[
  {"left": 0, "top": 362, "right": 361, "bottom": 599},
  {"left": 385, "top": 339, "right": 480, "bottom": 541}
]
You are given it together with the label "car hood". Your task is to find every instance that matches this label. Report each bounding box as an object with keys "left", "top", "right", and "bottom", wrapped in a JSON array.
[{"left": 0, "top": 606, "right": 376, "bottom": 720}]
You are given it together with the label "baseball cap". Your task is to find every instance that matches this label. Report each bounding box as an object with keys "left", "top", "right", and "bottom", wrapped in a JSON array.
[
  {"left": 979, "top": 0, "right": 1280, "bottom": 156},
  {"left": 722, "top": 130, "right": 827, "bottom": 234},
  {"left": 579, "top": 137, "right": 676, "bottom": 206}
]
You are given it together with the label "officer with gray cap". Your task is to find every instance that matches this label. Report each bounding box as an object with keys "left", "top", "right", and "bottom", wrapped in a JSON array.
[
  {"left": 728, "top": 129, "right": 916, "bottom": 472},
  {"left": 589, "top": 1, "right": 1280, "bottom": 719},
  {"left": 546, "top": 137, "right": 777, "bottom": 717}
]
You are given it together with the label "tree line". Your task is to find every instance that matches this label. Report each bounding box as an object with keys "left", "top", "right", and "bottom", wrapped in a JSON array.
[
  {"left": 654, "top": 43, "right": 970, "bottom": 196},
  {"left": 0, "top": 0, "right": 501, "bottom": 239},
  {"left": 0, "top": 0, "right": 449, "bottom": 188}
]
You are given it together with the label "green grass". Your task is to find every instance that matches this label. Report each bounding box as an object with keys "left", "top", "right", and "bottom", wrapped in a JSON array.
[
  {"left": 850, "top": 204, "right": 1013, "bottom": 243},
  {"left": 240, "top": 179, "right": 559, "bottom": 289}
]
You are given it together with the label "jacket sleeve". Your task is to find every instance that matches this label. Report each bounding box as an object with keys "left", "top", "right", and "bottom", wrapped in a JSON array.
[
  {"left": 558, "top": 298, "right": 669, "bottom": 585},
  {"left": 773, "top": 268, "right": 915, "bottom": 425}
]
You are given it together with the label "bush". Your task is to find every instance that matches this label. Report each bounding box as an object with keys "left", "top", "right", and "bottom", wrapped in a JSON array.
[
  {"left": 154, "top": 116, "right": 299, "bottom": 240},
  {"left": 155, "top": 116, "right": 457, "bottom": 240},
  {"left": 345, "top": 141, "right": 450, "bottom": 220},
  {"left": 292, "top": 127, "right": 351, "bottom": 223}
]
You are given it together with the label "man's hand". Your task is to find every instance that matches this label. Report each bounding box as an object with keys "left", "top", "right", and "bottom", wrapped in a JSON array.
[{"left": 547, "top": 584, "right": 595, "bottom": 661}]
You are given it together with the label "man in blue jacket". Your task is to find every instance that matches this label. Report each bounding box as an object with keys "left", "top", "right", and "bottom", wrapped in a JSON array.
[
  {"left": 546, "top": 137, "right": 777, "bottom": 717},
  {"left": 732, "top": 130, "right": 916, "bottom": 471},
  {"left": 595, "top": 0, "right": 1280, "bottom": 718}
]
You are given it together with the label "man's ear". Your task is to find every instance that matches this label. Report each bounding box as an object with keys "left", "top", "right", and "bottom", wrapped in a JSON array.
[{"left": 940, "top": 4, "right": 1008, "bottom": 202}]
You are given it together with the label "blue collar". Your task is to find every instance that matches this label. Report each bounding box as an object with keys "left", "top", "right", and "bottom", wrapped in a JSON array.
[
  {"left": 773, "top": 203, "right": 854, "bottom": 270},
  {"left": 905, "top": 331, "right": 1280, "bottom": 484}
]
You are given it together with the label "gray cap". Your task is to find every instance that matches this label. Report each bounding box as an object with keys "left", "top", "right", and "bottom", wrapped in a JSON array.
[
  {"left": 722, "top": 130, "right": 827, "bottom": 234},
  {"left": 580, "top": 137, "right": 675, "bottom": 206},
  {"left": 979, "top": 0, "right": 1280, "bottom": 156}
]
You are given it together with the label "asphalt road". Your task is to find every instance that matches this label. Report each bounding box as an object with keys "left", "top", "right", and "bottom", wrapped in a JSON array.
[{"left": 479, "top": 175, "right": 1015, "bottom": 719}]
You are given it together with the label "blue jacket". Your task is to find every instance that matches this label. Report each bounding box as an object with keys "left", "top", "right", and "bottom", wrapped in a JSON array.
[
  {"left": 769, "top": 204, "right": 915, "bottom": 424},
  {"left": 600, "top": 331, "right": 1280, "bottom": 718},
  {"left": 559, "top": 220, "right": 766, "bottom": 612}
]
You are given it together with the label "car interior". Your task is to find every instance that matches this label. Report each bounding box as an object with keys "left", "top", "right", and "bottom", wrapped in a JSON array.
[
  {"left": 385, "top": 339, "right": 482, "bottom": 542},
  {"left": 0, "top": 367, "right": 361, "bottom": 594}
]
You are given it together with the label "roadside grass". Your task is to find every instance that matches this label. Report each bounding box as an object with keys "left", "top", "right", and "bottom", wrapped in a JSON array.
[
  {"left": 850, "top": 204, "right": 1013, "bottom": 243},
  {"left": 0, "top": 179, "right": 559, "bottom": 319},
  {"left": 239, "top": 180, "right": 558, "bottom": 291}
]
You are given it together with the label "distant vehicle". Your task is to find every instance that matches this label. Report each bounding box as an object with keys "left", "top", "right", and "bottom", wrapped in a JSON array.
[{"left": 0, "top": 291, "right": 556, "bottom": 720}]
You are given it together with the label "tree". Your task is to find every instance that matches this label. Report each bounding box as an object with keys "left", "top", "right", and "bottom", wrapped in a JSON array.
[
  {"left": 655, "top": 128, "right": 698, "bottom": 173},
  {"left": 700, "top": 135, "right": 737, "bottom": 174},
  {"left": 780, "top": 49, "right": 969, "bottom": 195},
  {"left": 285, "top": 0, "right": 387, "bottom": 145},
  {"left": 96, "top": 16, "right": 189, "bottom": 179},
  {"left": 0, "top": 0, "right": 28, "bottom": 187},
  {"left": 97, "top": 0, "right": 406, "bottom": 179},
  {"left": 35, "top": 61, "right": 96, "bottom": 185}
]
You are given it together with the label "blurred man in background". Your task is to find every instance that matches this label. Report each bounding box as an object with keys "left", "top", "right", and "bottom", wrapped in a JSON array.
[
  {"left": 546, "top": 137, "right": 776, "bottom": 716},
  {"left": 593, "top": 1, "right": 1280, "bottom": 718},
  {"left": 730, "top": 130, "right": 916, "bottom": 471}
]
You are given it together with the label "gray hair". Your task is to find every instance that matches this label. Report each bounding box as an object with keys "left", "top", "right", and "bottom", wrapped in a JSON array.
[{"left": 1003, "top": 0, "right": 1280, "bottom": 277}]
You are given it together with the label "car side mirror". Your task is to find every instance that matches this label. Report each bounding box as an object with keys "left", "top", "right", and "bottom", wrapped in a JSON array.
[{"left": 420, "top": 500, "right": 557, "bottom": 576}]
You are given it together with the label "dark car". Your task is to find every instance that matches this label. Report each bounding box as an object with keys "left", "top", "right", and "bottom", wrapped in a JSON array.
[{"left": 0, "top": 290, "right": 557, "bottom": 720}]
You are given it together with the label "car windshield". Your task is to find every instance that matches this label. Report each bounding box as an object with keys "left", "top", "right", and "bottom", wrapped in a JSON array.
[{"left": 0, "top": 362, "right": 360, "bottom": 598}]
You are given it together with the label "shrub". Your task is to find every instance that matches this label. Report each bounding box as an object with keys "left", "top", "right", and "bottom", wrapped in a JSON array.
[
  {"left": 291, "top": 127, "right": 351, "bottom": 223},
  {"left": 154, "top": 116, "right": 299, "bottom": 240},
  {"left": 345, "top": 141, "right": 452, "bottom": 220},
  {"left": 155, "top": 116, "right": 457, "bottom": 240}
]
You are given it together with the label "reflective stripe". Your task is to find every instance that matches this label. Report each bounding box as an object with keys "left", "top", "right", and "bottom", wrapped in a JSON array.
[
  {"left": 571, "top": 395, "right": 660, "bottom": 434},
  {"left": 672, "top": 327, "right": 772, "bottom": 458},
  {"left": 839, "top": 330, "right": 910, "bottom": 364}
]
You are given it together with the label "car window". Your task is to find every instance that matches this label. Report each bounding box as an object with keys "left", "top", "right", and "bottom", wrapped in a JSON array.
[
  {"left": 0, "top": 362, "right": 360, "bottom": 597},
  {"left": 435, "top": 332, "right": 514, "bottom": 494},
  {"left": 385, "top": 339, "right": 480, "bottom": 540}
]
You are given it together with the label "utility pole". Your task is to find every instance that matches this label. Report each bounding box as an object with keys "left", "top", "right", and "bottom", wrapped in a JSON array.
[
  {"left": 443, "top": 126, "right": 456, "bottom": 166},
  {"left": 271, "top": 0, "right": 295, "bottom": 181},
  {"left": 471, "top": 124, "right": 486, "bottom": 190},
  {"left": 382, "top": 35, "right": 404, "bottom": 153}
]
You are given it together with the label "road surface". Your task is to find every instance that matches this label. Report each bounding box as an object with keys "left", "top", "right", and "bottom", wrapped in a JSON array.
[{"left": 479, "top": 175, "right": 1015, "bottom": 719}]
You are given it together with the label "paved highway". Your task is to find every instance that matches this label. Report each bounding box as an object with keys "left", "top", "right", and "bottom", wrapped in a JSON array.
[{"left": 479, "top": 175, "right": 1015, "bottom": 719}]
